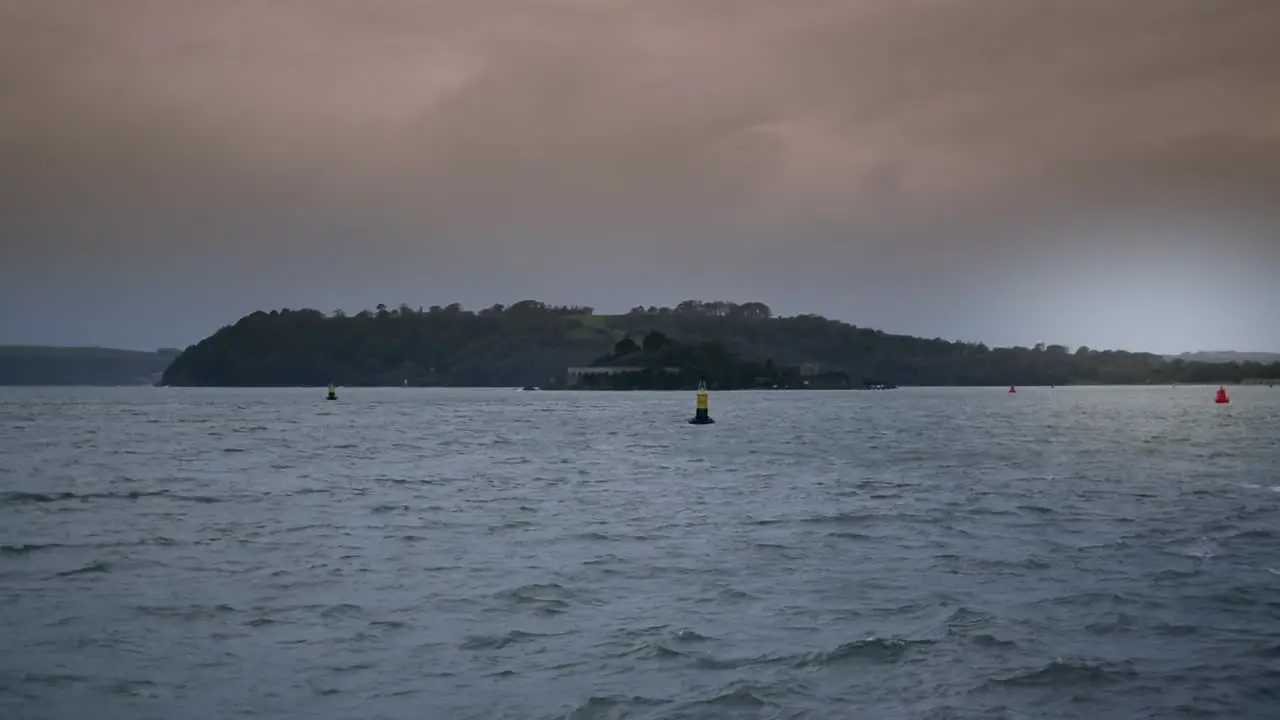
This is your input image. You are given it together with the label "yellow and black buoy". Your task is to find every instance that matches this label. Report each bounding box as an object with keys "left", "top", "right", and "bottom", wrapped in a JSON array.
[
  {"left": 689, "top": 380, "right": 714, "bottom": 424},
  {"left": 326, "top": 382, "right": 337, "bottom": 401}
]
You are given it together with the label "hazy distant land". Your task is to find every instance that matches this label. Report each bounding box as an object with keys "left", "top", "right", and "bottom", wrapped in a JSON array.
[
  {"left": 1167, "top": 351, "right": 1280, "bottom": 364},
  {"left": 142, "top": 301, "right": 1280, "bottom": 390},
  {"left": 0, "top": 346, "right": 179, "bottom": 386}
]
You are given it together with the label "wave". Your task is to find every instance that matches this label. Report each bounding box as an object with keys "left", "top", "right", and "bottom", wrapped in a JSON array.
[
  {"left": 792, "top": 636, "right": 932, "bottom": 668},
  {"left": 980, "top": 659, "right": 1138, "bottom": 690},
  {"left": 2, "top": 537, "right": 177, "bottom": 555},
  {"left": 563, "top": 694, "right": 668, "bottom": 719},
  {"left": 1, "top": 490, "right": 221, "bottom": 505},
  {"left": 459, "top": 629, "right": 563, "bottom": 651},
  {"left": 53, "top": 561, "right": 111, "bottom": 577}
]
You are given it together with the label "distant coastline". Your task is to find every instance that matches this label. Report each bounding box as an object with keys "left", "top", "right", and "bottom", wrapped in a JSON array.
[
  {"left": 1166, "top": 351, "right": 1280, "bottom": 364},
  {"left": 150, "top": 300, "right": 1280, "bottom": 389},
  {"left": 0, "top": 346, "right": 179, "bottom": 387}
]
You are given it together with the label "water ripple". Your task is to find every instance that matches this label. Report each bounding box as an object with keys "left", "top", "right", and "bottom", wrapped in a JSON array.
[{"left": 0, "top": 385, "right": 1277, "bottom": 719}]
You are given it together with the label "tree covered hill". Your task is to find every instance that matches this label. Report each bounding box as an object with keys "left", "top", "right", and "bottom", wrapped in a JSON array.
[
  {"left": 158, "top": 300, "right": 1280, "bottom": 388},
  {"left": 575, "top": 331, "right": 837, "bottom": 390}
]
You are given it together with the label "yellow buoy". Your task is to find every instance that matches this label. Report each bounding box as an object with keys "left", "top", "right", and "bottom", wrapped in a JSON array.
[
  {"left": 326, "top": 382, "right": 337, "bottom": 400},
  {"left": 689, "top": 380, "right": 714, "bottom": 424}
]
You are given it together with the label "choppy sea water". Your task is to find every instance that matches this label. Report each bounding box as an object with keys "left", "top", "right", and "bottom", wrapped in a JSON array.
[{"left": 1, "top": 385, "right": 1278, "bottom": 720}]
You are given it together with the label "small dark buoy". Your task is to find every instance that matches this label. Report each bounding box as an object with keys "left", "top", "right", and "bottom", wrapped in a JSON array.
[
  {"left": 327, "top": 382, "right": 337, "bottom": 401},
  {"left": 689, "top": 381, "right": 714, "bottom": 424},
  {"left": 1008, "top": 385, "right": 1016, "bottom": 394}
]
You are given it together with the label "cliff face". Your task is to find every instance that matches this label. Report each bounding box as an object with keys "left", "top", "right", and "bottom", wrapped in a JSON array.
[{"left": 159, "top": 302, "right": 1280, "bottom": 388}]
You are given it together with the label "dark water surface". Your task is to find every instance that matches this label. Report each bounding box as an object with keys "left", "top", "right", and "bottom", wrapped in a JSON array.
[{"left": 2, "top": 386, "right": 1278, "bottom": 719}]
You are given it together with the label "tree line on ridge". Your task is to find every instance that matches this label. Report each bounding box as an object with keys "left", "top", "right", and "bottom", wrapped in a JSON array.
[{"left": 157, "top": 300, "right": 1280, "bottom": 388}]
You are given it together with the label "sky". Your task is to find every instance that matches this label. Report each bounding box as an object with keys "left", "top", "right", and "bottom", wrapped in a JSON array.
[{"left": 2, "top": 0, "right": 1278, "bottom": 354}]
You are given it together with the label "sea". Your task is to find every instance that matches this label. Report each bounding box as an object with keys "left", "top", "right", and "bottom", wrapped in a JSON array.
[{"left": 1, "top": 385, "right": 1278, "bottom": 720}]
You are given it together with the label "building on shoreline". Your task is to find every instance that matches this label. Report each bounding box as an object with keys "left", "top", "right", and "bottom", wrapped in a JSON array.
[{"left": 566, "top": 366, "right": 681, "bottom": 387}]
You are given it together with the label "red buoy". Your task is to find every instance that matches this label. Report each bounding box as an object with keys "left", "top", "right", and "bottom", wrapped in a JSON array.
[
  {"left": 1008, "top": 385, "right": 1017, "bottom": 394},
  {"left": 1214, "top": 386, "right": 1229, "bottom": 404}
]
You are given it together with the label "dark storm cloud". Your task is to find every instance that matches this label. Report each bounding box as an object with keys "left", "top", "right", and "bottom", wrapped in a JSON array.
[{"left": 1, "top": 0, "right": 1278, "bottom": 351}]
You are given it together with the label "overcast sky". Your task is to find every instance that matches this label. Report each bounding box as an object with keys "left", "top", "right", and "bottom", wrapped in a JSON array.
[{"left": 2, "top": 0, "right": 1278, "bottom": 353}]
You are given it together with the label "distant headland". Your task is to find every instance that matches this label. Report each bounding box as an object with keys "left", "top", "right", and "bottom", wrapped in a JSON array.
[
  {"left": 0, "top": 346, "right": 179, "bottom": 386},
  {"left": 1165, "top": 351, "right": 1280, "bottom": 364},
  {"left": 153, "top": 300, "right": 1280, "bottom": 389}
]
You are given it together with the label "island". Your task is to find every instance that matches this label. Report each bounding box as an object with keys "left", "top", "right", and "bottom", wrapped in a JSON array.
[{"left": 154, "top": 300, "right": 1280, "bottom": 389}]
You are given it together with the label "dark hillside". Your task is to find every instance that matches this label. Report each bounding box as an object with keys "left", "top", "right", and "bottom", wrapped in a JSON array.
[{"left": 160, "top": 300, "right": 1280, "bottom": 388}]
